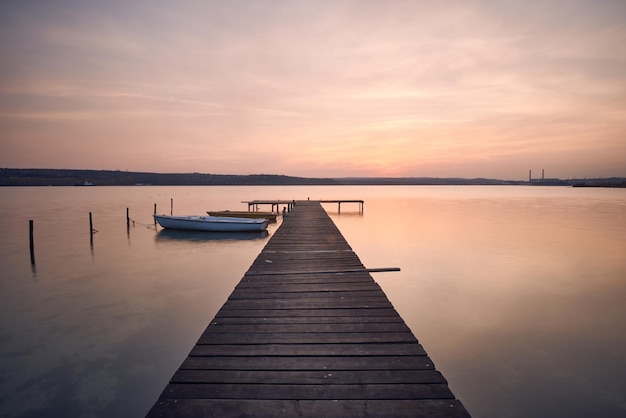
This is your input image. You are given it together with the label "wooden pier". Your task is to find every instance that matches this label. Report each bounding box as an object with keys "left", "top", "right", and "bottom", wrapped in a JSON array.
[
  {"left": 244, "top": 199, "right": 295, "bottom": 212},
  {"left": 244, "top": 199, "right": 364, "bottom": 213},
  {"left": 146, "top": 200, "right": 470, "bottom": 417}
]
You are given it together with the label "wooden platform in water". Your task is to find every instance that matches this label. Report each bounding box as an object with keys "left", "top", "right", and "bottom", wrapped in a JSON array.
[
  {"left": 243, "top": 199, "right": 364, "bottom": 213},
  {"left": 146, "top": 200, "right": 470, "bottom": 417}
]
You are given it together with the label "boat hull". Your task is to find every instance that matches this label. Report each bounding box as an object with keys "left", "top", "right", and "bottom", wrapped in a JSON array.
[
  {"left": 154, "top": 215, "right": 269, "bottom": 232},
  {"left": 207, "top": 210, "right": 278, "bottom": 222}
]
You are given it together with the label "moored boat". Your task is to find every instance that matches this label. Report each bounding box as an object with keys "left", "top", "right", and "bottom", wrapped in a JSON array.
[
  {"left": 154, "top": 214, "right": 269, "bottom": 232},
  {"left": 207, "top": 210, "right": 278, "bottom": 222}
]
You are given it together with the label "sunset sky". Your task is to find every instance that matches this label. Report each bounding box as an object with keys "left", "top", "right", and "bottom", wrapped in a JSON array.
[{"left": 1, "top": 0, "right": 625, "bottom": 180}]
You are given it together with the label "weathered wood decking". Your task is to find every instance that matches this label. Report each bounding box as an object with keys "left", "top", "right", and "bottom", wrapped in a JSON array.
[{"left": 146, "top": 200, "right": 470, "bottom": 417}]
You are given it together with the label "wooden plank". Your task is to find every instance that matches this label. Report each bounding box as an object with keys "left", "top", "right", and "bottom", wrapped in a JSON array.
[
  {"left": 159, "top": 383, "right": 455, "bottom": 400},
  {"left": 239, "top": 275, "right": 375, "bottom": 285},
  {"left": 214, "top": 308, "right": 401, "bottom": 318},
  {"left": 220, "top": 299, "right": 394, "bottom": 309},
  {"left": 254, "top": 251, "right": 362, "bottom": 260},
  {"left": 189, "top": 343, "right": 427, "bottom": 356},
  {"left": 245, "top": 268, "right": 399, "bottom": 276},
  {"left": 171, "top": 370, "right": 447, "bottom": 384},
  {"left": 228, "top": 290, "right": 388, "bottom": 299},
  {"left": 147, "top": 399, "right": 469, "bottom": 418},
  {"left": 199, "top": 323, "right": 410, "bottom": 333},
  {"left": 234, "top": 282, "right": 381, "bottom": 291},
  {"left": 196, "top": 332, "right": 417, "bottom": 344},
  {"left": 208, "top": 316, "right": 404, "bottom": 325},
  {"left": 181, "top": 356, "right": 435, "bottom": 370}
]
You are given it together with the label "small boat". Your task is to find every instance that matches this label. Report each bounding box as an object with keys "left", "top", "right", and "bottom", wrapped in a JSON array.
[
  {"left": 154, "top": 214, "right": 269, "bottom": 232},
  {"left": 207, "top": 210, "right": 278, "bottom": 222}
]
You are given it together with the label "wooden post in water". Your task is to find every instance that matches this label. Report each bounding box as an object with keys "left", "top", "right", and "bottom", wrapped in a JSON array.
[
  {"left": 154, "top": 203, "right": 157, "bottom": 225},
  {"left": 29, "top": 220, "right": 35, "bottom": 265},
  {"left": 171, "top": 198, "right": 173, "bottom": 216},
  {"left": 126, "top": 208, "right": 131, "bottom": 236},
  {"left": 89, "top": 212, "right": 94, "bottom": 247}
]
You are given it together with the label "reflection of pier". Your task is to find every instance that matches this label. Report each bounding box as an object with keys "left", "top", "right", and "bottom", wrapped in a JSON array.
[
  {"left": 147, "top": 200, "right": 469, "bottom": 417},
  {"left": 244, "top": 199, "right": 364, "bottom": 213}
]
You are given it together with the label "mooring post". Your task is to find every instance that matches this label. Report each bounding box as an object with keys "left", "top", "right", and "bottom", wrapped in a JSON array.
[
  {"left": 89, "top": 212, "right": 94, "bottom": 247},
  {"left": 154, "top": 203, "right": 157, "bottom": 225},
  {"left": 170, "top": 198, "right": 173, "bottom": 216},
  {"left": 29, "top": 220, "right": 35, "bottom": 265},
  {"left": 126, "top": 208, "right": 130, "bottom": 228}
]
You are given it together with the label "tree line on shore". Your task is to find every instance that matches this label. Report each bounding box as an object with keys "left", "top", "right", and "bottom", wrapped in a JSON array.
[
  {"left": 0, "top": 168, "right": 338, "bottom": 186},
  {"left": 1, "top": 168, "right": 624, "bottom": 187}
]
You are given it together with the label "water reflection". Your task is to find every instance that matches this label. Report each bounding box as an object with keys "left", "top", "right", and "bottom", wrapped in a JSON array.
[
  {"left": 1, "top": 186, "right": 624, "bottom": 418},
  {"left": 330, "top": 187, "right": 626, "bottom": 418},
  {"left": 155, "top": 228, "right": 269, "bottom": 242}
]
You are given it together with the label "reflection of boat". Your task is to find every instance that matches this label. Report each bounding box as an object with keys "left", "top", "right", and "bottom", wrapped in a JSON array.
[
  {"left": 153, "top": 214, "right": 269, "bottom": 232},
  {"left": 207, "top": 210, "right": 278, "bottom": 222},
  {"left": 156, "top": 228, "right": 269, "bottom": 242}
]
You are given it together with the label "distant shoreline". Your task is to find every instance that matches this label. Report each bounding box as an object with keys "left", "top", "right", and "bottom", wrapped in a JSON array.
[{"left": 1, "top": 168, "right": 624, "bottom": 187}]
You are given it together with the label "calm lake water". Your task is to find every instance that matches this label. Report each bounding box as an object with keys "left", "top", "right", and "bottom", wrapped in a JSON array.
[{"left": 1, "top": 185, "right": 625, "bottom": 417}]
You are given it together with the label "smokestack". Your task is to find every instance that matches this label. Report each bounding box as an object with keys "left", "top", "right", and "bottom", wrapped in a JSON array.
[
  {"left": 542, "top": 169, "right": 544, "bottom": 180},
  {"left": 529, "top": 170, "right": 532, "bottom": 182}
]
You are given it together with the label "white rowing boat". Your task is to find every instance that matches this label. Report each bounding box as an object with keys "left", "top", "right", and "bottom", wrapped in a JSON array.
[{"left": 153, "top": 214, "right": 269, "bottom": 232}]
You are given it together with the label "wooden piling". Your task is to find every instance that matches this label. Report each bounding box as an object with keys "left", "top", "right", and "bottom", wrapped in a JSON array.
[
  {"left": 89, "top": 212, "right": 94, "bottom": 246},
  {"left": 29, "top": 220, "right": 35, "bottom": 265}
]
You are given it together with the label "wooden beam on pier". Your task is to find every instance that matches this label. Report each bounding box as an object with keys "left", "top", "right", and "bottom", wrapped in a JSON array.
[
  {"left": 242, "top": 199, "right": 364, "bottom": 213},
  {"left": 242, "top": 199, "right": 295, "bottom": 212},
  {"left": 320, "top": 199, "right": 364, "bottom": 213},
  {"left": 146, "top": 200, "right": 470, "bottom": 417}
]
